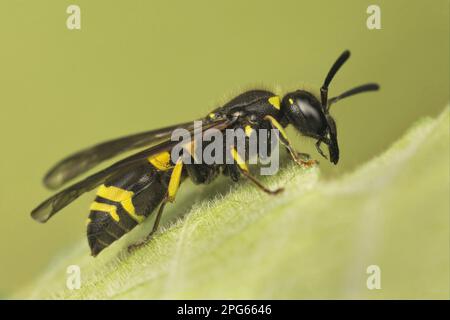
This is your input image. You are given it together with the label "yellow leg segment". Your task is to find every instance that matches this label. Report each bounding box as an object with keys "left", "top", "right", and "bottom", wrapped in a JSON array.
[
  {"left": 230, "top": 147, "right": 283, "bottom": 195},
  {"left": 168, "top": 159, "right": 183, "bottom": 202},
  {"left": 264, "top": 115, "right": 318, "bottom": 167},
  {"left": 128, "top": 160, "right": 184, "bottom": 253},
  {"left": 230, "top": 147, "right": 248, "bottom": 172}
]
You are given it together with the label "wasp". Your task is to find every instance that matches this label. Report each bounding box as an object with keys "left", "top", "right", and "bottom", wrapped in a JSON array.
[{"left": 31, "top": 50, "right": 379, "bottom": 256}]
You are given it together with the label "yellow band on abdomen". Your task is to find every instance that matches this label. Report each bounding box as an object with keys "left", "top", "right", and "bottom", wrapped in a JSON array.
[
  {"left": 96, "top": 185, "right": 144, "bottom": 223},
  {"left": 90, "top": 202, "right": 120, "bottom": 222}
]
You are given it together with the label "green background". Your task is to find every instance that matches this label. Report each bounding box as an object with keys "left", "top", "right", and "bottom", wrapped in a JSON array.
[{"left": 0, "top": 0, "right": 448, "bottom": 296}]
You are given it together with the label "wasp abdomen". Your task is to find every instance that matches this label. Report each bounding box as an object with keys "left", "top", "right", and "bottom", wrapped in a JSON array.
[
  {"left": 87, "top": 198, "right": 139, "bottom": 256},
  {"left": 87, "top": 163, "right": 169, "bottom": 256}
]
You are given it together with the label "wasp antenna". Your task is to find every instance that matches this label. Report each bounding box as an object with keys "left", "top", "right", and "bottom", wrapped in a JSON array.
[
  {"left": 327, "top": 83, "right": 380, "bottom": 109},
  {"left": 320, "top": 50, "right": 351, "bottom": 109}
]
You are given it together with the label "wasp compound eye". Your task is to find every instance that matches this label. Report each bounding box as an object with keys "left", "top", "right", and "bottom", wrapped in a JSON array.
[{"left": 282, "top": 91, "right": 328, "bottom": 137}]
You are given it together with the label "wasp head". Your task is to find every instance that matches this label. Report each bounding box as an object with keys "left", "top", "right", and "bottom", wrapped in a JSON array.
[{"left": 281, "top": 50, "right": 379, "bottom": 165}]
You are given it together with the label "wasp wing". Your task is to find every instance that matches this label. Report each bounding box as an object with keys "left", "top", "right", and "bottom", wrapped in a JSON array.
[
  {"left": 44, "top": 121, "right": 197, "bottom": 190},
  {"left": 31, "top": 119, "right": 230, "bottom": 223}
]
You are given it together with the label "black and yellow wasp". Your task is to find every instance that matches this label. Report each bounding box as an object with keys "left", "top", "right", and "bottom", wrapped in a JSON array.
[{"left": 31, "top": 50, "right": 379, "bottom": 256}]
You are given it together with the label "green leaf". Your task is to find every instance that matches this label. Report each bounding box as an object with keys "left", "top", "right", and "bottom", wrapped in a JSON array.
[{"left": 17, "top": 107, "right": 449, "bottom": 299}]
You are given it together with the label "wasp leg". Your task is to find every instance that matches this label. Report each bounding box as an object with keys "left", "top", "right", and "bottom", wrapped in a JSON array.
[
  {"left": 264, "top": 115, "right": 318, "bottom": 167},
  {"left": 231, "top": 147, "right": 283, "bottom": 195},
  {"left": 240, "top": 169, "right": 283, "bottom": 195},
  {"left": 128, "top": 159, "right": 184, "bottom": 252},
  {"left": 127, "top": 197, "right": 168, "bottom": 252},
  {"left": 315, "top": 139, "right": 328, "bottom": 160}
]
